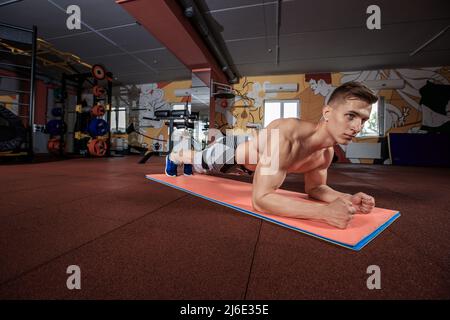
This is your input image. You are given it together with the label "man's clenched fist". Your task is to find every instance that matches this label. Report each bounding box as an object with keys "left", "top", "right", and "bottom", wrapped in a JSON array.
[
  {"left": 323, "top": 198, "right": 357, "bottom": 229},
  {"left": 350, "top": 192, "right": 375, "bottom": 214}
]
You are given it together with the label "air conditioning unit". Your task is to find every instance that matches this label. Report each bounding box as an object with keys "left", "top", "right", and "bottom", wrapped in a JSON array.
[
  {"left": 362, "top": 79, "right": 405, "bottom": 90},
  {"left": 174, "top": 88, "right": 191, "bottom": 97},
  {"left": 263, "top": 83, "right": 298, "bottom": 93},
  {"left": 175, "top": 88, "right": 211, "bottom": 97}
]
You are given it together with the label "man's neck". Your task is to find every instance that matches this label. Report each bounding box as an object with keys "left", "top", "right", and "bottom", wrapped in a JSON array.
[{"left": 302, "top": 121, "right": 336, "bottom": 152}]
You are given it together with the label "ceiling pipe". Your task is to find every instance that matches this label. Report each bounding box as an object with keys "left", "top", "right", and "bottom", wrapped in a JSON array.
[
  {"left": 178, "top": 0, "right": 238, "bottom": 84},
  {"left": 409, "top": 25, "right": 449, "bottom": 57},
  {"left": 0, "top": 0, "right": 24, "bottom": 8},
  {"left": 275, "top": 0, "right": 281, "bottom": 66}
]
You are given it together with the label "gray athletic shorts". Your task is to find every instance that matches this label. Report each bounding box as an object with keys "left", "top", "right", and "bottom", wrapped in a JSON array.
[{"left": 192, "top": 135, "right": 253, "bottom": 174}]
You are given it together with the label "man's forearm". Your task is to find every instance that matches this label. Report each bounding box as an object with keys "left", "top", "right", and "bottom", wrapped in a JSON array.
[
  {"left": 253, "top": 192, "right": 327, "bottom": 221},
  {"left": 307, "top": 185, "right": 351, "bottom": 203}
]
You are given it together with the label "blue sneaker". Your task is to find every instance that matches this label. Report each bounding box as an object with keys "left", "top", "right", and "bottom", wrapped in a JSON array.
[
  {"left": 183, "top": 164, "right": 193, "bottom": 176},
  {"left": 165, "top": 155, "right": 178, "bottom": 177}
]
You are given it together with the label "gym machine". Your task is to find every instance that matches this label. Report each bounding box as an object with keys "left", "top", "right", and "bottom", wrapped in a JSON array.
[
  {"left": 126, "top": 108, "right": 201, "bottom": 164},
  {"left": 0, "top": 22, "right": 37, "bottom": 161}
]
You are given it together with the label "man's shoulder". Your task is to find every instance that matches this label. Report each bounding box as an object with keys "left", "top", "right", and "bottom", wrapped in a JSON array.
[
  {"left": 277, "top": 117, "right": 310, "bottom": 125},
  {"left": 265, "top": 119, "right": 316, "bottom": 145},
  {"left": 269, "top": 117, "right": 311, "bottom": 126},
  {"left": 274, "top": 118, "right": 314, "bottom": 133},
  {"left": 288, "top": 119, "right": 316, "bottom": 141}
]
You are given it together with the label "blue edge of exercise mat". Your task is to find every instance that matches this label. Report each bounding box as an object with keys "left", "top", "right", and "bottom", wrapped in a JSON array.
[{"left": 146, "top": 176, "right": 401, "bottom": 251}]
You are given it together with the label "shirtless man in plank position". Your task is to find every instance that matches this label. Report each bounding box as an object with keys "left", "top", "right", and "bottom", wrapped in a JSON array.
[{"left": 165, "top": 81, "right": 377, "bottom": 229}]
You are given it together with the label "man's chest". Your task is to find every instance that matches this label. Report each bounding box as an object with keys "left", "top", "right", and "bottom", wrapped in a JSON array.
[{"left": 287, "top": 149, "right": 329, "bottom": 173}]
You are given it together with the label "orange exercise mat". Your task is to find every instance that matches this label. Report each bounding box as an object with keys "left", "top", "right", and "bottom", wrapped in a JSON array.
[{"left": 146, "top": 174, "right": 400, "bottom": 251}]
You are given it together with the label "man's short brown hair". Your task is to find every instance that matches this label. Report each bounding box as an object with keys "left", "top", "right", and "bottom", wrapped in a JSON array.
[{"left": 328, "top": 81, "right": 378, "bottom": 106}]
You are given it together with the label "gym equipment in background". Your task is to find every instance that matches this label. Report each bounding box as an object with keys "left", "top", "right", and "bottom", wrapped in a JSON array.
[
  {"left": 87, "top": 118, "right": 109, "bottom": 137},
  {"left": 47, "top": 137, "right": 63, "bottom": 154},
  {"left": 91, "top": 64, "right": 106, "bottom": 80},
  {"left": 51, "top": 107, "right": 63, "bottom": 117},
  {"left": 142, "top": 109, "right": 198, "bottom": 151},
  {"left": 0, "top": 22, "right": 37, "bottom": 161},
  {"left": 91, "top": 104, "right": 106, "bottom": 117},
  {"left": 0, "top": 105, "right": 27, "bottom": 152},
  {"left": 46, "top": 119, "right": 67, "bottom": 135},
  {"left": 127, "top": 108, "right": 199, "bottom": 164},
  {"left": 93, "top": 85, "right": 106, "bottom": 98},
  {"left": 87, "top": 138, "right": 107, "bottom": 157},
  {"left": 69, "top": 64, "right": 113, "bottom": 157},
  {"left": 125, "top": 122, "right": 166, "bottom": 142}
]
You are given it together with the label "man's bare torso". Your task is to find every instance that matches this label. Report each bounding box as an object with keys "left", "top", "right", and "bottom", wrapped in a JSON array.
[{"left": 236, "top": 118, "right": 333, "bottom": 173}]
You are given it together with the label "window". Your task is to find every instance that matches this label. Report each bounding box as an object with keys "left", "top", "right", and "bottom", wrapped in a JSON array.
[
  {"left": 357, "top": 97, "right": 384, "bottom": 137},
  {"left": 110, "top": 107, "right": 126, "bottom": 132},
  {"left": 263, "top": 100, "right": 300, "bottom": 127}
]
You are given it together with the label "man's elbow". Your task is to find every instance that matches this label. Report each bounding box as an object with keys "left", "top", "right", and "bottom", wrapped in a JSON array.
[
  {"left": 306, "top": 185, "right": 324, "bottom": 199},
  {"left": 305, "top": 185, "right": 318, "bottom": 196},
  {"left": 252, "top": 197, "right": 263, "bottom": 212},
  {"left": 252, "top": 194, "right": 266, "bottom": 212}
]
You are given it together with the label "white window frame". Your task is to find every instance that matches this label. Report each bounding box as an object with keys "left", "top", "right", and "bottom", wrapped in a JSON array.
[
  {"left": 357, "top": 96, "right": 385, "bottom": 137},
  {"left": 263, "top": 99, "right": 300, "bottom": 128},
  {"left": 110, "top": 106, "right": 127, "bottom": 132}
]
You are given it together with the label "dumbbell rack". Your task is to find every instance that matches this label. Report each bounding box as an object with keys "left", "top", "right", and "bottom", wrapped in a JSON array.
[{"left": 66, "top": 68, "right": 112, "bottom": 157}]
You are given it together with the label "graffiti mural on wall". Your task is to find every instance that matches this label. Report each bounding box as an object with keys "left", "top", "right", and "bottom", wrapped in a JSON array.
[
  {"left": 136, "top": 83, "right": 171, "bottom": 129},
  {"left": 216, "top": 76, "right": 294, "bottom": 132},
  {"left": 217, "top": 67, "right": 450, "bottom": 164},
  {"left": 307, "top": 73, "right": 334, "bottom": 105},
  {"left": 115, "top": 66, "right": 449, "bottom": 164},
  {"left": 117, "top": 83, "right": 175, "bottom": 151},
  {"left": 418, "top": 81, "right": 450, "bottom": 133},
  {"left": 303, "top": 67, "right": 450, "bottom": 163},
  {"left": 214, "top": 96, "right": 236, "bottom": 129},
  {"left": 341, "top": 68, "right": 450, "bottom": 134}
]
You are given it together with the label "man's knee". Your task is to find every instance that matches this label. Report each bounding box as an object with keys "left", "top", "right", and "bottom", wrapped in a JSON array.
[{"left": 192, "top": 150, "right": 208, "bottom": 173}]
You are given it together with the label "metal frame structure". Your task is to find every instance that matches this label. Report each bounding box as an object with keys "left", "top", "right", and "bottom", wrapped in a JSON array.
[{"left": 0, "top": 22, "right": 37, "bottom": 160}]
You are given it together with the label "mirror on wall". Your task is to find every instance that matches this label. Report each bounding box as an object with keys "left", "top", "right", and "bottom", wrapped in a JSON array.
[{"left": 190, "top": 69, "right": 211, "bottom": 121}]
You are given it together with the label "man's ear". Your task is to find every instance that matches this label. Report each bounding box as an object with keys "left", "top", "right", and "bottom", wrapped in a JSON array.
[{"left": 323, "top": 105, "right": 332, "bottom": 121}]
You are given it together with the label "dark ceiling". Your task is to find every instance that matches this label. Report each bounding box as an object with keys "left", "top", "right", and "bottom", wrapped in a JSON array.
[{"left": 1, "top": 0, "right": 449, "bottom": 85}]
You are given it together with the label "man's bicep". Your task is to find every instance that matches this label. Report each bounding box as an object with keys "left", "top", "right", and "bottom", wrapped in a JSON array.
[
  {"left": 252, "top": 133, "right": 290, "bottom": 205},
  {"left": 304, "top": 167, "right": 328, "bottom": 194},
  {"left": 252, "top": 142, "right": 289, "bottom": 203},
  {"left": 252, "top": 164, "right": 287, "bottom": 197},
  {"left": 304, "top": 147, "right": 333, "bottom": 194}
]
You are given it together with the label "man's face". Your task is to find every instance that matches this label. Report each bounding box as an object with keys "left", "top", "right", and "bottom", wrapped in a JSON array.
[{"left": 325, "top": 98, "right": 372, "bottom": 145}]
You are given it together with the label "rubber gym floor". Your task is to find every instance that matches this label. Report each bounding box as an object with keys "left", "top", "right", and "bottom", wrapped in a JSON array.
[{"left": 0, "top": 156, "right": 449, "bottom": 299}]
